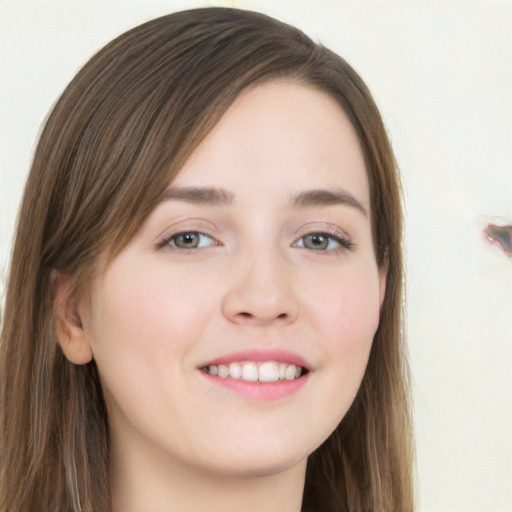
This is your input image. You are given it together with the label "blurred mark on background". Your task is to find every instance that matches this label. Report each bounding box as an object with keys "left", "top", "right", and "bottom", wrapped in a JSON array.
[{"left": 484, "top": 223, "right": 512, "bottom": 257}]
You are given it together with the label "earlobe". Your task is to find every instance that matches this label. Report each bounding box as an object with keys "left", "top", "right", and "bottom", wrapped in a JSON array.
[{"left": 52, "top": 271, "right": 93, "bottom": 365}]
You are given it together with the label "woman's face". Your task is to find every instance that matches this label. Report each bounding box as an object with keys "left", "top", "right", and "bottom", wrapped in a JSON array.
[{"left": 78, "top": 81, "right": 385, "bottom": 478}]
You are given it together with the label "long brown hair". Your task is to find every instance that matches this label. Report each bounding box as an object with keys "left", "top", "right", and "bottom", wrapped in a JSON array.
[{"left": 0, "top": 8, "right": 413, "bottom": 511}]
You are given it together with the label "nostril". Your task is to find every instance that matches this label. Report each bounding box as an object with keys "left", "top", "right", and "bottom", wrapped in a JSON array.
[{"left": 234, "top": 311, "right": 289, "bottom": 322}]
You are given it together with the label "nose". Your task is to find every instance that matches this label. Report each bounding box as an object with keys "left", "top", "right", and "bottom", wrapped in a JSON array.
[{"left": 221, "top": 248, "right": 299, "bottom": 326}]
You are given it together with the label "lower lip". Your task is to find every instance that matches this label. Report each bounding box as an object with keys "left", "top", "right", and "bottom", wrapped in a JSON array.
[{"left": 200, "top": 371, "right": 309, "bottom": 400}]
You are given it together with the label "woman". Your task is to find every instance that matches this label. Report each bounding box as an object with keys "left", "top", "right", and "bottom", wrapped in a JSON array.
[{"left": 0, "top": 7, "right": 413, "bottom": 512}]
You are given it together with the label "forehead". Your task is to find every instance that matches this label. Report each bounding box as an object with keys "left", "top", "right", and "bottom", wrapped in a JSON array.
[{"left": 173, "top": 81, "right": 369, "bottom": 210}]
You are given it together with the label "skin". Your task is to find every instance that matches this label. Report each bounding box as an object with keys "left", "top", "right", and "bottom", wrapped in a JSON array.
[{"left": 57, "top": 81, "right": 386, "bottom": 512}]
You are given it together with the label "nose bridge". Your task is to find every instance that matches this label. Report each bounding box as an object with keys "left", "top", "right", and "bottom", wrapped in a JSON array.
[{"left": 222, "top": 241, "right": 299, "bottom": 325}]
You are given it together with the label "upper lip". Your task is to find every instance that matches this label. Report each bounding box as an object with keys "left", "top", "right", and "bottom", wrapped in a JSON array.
[{"left": 200, "top": 349, "right": 312, "bottom": 371}]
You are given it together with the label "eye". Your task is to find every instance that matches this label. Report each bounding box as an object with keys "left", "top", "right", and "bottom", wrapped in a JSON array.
[
  {"left": 165, "top": 232, "right": 217, "bottom": 250},
  {"left": 294, "top": 232, "right": 352, "bottom": 251}
]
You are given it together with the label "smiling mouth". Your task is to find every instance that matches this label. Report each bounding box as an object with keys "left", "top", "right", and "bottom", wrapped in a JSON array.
[{"left": 201, "top": 361, "right": 308, "bottom": 382}]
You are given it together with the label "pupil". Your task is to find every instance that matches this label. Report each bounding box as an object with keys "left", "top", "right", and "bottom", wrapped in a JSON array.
[
  {"left": 307, "top": 234, "right": 327, "bottom": 249},
  {"left": 179, "top": 233, "right": 198, "bottom": 247}
]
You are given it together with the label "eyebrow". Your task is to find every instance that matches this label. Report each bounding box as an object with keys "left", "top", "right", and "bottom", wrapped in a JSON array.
[
  {"left": 290, "top": 188, "right": 368, "bottom": 217},
  {"left": 161, "top": 186, "right": 234, "bottom": 205},
  {"left": 160, "top": 186, "right": 368, "bottom": 216}
]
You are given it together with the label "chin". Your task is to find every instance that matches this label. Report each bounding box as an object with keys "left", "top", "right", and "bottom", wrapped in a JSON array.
[
  {"left": 191, "top": 436, "right": 312, "bottom": 480},
  {"left": 204, "top": 454, "right": 308, "bottom": 479}
]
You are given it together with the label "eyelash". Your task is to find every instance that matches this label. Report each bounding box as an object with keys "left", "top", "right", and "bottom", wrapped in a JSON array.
[
  {"left": 157, "top": 229, "right": 353, "bottom": 252},
  {"left": 157, "top": 231, "right": 218, "bottom": 251},
  {"left": 293, "top": 231, "right": 353, "bottom": 252}
]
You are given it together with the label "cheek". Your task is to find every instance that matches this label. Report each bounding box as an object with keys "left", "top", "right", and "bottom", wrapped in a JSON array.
[
  {"left": 88, "top": 261, "right": 215, "bottom": 360},
  {"left": 311, "top": 265, "right": 381, "bottom": 348},
  {"left": 305, "top": 264, "right": 381, "bottom": 399}
]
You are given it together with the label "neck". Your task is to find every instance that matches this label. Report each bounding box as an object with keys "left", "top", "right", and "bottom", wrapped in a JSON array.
[{"left": 109, "top": 433, "right": 307, "bottom": 512}]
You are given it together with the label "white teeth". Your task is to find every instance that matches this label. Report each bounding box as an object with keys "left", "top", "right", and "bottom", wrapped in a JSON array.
[
  {"left": 241, "top": 362, "right": 258, "bottom": 381},
  {"left": 204, "top": 361, "right": 304, "bottom": 382},
  {"left": 259, "top": 362, "right": 279, "bottom": 382},
  {"left": 284, "top": 364, "right": 297, "bottom": 380},
  {"left": 228, "top": 362, "right": 242, "bottom": 379},
  {"left": 218, "top": 364, "right": 229, "bottom": 378}
]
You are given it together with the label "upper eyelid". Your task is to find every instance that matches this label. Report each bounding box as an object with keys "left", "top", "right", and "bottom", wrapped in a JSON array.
[
  {"left": 294, "top": 223, "right": 351, "bottom": 241},
  {"left": 154, "top": 218, "right": 219, "bottom": 243}
]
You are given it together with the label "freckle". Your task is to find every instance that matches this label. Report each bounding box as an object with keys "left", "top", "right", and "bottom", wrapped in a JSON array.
[{"left": 484, "top": 224, "right": 512, "bottom": 257}]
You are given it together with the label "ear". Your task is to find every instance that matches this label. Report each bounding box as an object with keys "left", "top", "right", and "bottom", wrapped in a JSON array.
[
  {"left": 378, "top": 256, "right": 388, "bottom": 313},
  {"left": 52, "top": 270, "right": 93, "bottom": 365}
]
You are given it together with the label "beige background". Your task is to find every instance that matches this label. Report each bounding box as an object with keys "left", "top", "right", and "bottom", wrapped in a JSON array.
[{"left": 1, "top": 1, "right": 511, "bottom": 510}]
